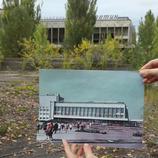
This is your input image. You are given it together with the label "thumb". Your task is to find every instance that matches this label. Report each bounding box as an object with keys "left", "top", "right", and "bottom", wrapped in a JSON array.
[
  {"left": 139, "top": 69, "right": 158, "bottom": 78},
  {"left": 83, "top": 144, "right": 97, "bottom": 158}
]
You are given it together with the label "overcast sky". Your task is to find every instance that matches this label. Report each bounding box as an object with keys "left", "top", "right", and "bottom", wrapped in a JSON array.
[{"left": 1, "top": 0, "right": 158, "bottom": 29}]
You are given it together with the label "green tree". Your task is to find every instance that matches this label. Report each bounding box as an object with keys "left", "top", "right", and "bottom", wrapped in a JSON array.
[
  {"left": 21, "top": 24, "right": 60, "bottom": 70},
  {"left": 122, "top": 46, "right": 145, "bottom": 70},
  {"left": 156, "top": 17, "right": 158, "bottom": 27},
  {"left": 131, "top": 27, "right": 136, "bottom": 45},
  {"left": 0, "top": 0, "right": 40, "bottom": 57},
  {"left": 138, "top": 10, "right": 156, "bottom": 61},
  {"left": 152, "top": 18, "right": 158, "bottom": 59},
  {"left": 64, "top": 0, "right": 97, "bottom": 49}
]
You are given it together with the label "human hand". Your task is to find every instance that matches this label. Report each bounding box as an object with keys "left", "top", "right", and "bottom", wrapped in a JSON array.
[
  {"left": 139, "top": 59, "right": 158, "bottom": 83},
  {"left": 62, "top": 140, "right": 97, "bottom": 158}
]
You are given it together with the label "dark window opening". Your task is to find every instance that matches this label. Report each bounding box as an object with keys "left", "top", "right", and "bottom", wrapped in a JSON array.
[
  {"left": 93, "top": 33, "right": 99, "bottom": 43},
  {"left": 59, "top": 28, "right": 65, "bottom": 43},
  {"left": 53, "top": 28, "right": 58, "bottom": 44},
  {"left": 115, "top": 27, "right": 122, "bottom": 36},
  {"left": 123, "top": 27, "right": 128, "bottom": 36},
  {"left": 47, "top": 28, "right": 51, "bottom": 43}
]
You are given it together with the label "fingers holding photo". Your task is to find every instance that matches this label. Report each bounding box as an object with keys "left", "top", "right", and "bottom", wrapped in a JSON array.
[
  {"left": 139, "top": 68, "right": 158, "bottom": 83},
  {"left": 62, "top": 140, "right": 84, "bottom": 158},
  {"left": 83, "top": 144, "right": 98, "bottom": 158},
  {"left": 63, "top": 140, "right": 97, "bottom": 158}
]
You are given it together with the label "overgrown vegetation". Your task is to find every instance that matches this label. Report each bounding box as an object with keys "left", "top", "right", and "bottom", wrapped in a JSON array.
[
  {"left": 1, "top": 1, "right": 158, "bottom": 157},
  {"left": 144, "top": 86, "right": 158, "bottom": 148},
  {"left": 0, "top": 104, "right": 6, "bottom": 116},
  {"left": 0, "top": 124, "right": 8, "bottom": 136},
  {"left": 63, "top": 38, "right": 123, "bottom": 70},
  {"left": 0, "top": 0, "right": 157, "bottom": 71},
  {"left": 21, "top": 24, "right": 61, "bottom": 70},
  {"left": 138, "top": 10, "right": 158, "bottom": 63},
  {"left": 15, "top": 84, "right": 38, "bottom": 96},
  {"left": 0, "top": 0, "right": 40, "bottom": 57}
]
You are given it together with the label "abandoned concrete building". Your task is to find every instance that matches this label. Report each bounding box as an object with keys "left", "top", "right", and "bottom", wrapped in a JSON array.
[{"left": 41, "top": 15, "right": 135, "bottom": 47}]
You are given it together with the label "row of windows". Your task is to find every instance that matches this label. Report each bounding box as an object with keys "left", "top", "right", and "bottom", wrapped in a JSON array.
[
  {"left": 93, "top": 27, "right": 128, "bottom": 43},
  {"left": 94, "top": 27, "right": 128, "bottom": 36},
  {"left": 40, "top": 109, "right": 49, "bottom": 112},
  {"left": 47, "top": 28, "right": 64, "bottom": 44},
  {"left": 47, "top": 27, "right": 129, "bottom": 44},
  {"left": 54, "top": 106, "right": 124, "bottom": 118},
  {"left": 39, "top": 106, "right": 49, "bottom": 112},
  {"left": 39, "top": 106, "right": 50, "bottom": 118},
  {"left": 39, "top": 117, "right": 49, "bottom": 120},
  {"left": 39, "top": 113, "right": 49, "bottom": 116}
]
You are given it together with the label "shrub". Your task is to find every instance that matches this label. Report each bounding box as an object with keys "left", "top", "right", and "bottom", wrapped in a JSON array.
[
  {"left": 16, "top": 107, "right": 28, "bottom": 113},
  {"left": 0, "top": 104, "right": 6, "bottom": 116},
  {"left": 0, "top": 124, "right": 8, "bottom": 136},
  {"left": 102, "top": 36, "right": 123, "bottom": 67},
  {"left": 85, "top": 45, "right": 106, "bottom": 69},
  {"left": 21, "top": 24, "right": 61, "bottom": 70}
]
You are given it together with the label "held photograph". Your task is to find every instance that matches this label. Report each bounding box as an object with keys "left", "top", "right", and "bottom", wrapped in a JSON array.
[{"left": 37, "top": 69, "right": 144, "bottom": 149}]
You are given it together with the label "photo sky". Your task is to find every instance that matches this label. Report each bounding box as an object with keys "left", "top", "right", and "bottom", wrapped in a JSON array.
[{"left": 40, "top": 70, "right": 144, "bottom": 121}]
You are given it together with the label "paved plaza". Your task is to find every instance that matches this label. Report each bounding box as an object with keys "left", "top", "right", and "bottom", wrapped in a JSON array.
[{"left": 37, "top": 126, "right": 143, "bottom": 149}]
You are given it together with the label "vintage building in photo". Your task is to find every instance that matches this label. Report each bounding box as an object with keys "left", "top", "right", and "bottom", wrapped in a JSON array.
[
  {"left": 39, "top": 94, "right": 129, "bottom": 122},
  {"left": 41, "top": 15, "right": 135, "bottom": 47}
]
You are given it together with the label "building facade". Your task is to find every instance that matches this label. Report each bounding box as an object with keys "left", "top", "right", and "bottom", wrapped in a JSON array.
[
  {"left": 39, "top": 94, "right": 129, "bottom": 122},
  {"left": 41, "top": 15, "right": 135, "bottom": 47}
]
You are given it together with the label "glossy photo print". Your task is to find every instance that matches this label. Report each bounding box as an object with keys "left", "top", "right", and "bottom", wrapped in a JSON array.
[{"left": 37, "top": 69, "right": 144, "bottom": 149}]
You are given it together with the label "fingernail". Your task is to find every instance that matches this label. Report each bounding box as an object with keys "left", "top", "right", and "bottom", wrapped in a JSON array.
[
  {"left": 62, "top": 139, "right": 66, "bottom": 144},
  {"left": 84, "top": 144, "right": 89, "bottom": 147},
  {"left": 139, "top": 71, "right": 145, "bottom": 77}
]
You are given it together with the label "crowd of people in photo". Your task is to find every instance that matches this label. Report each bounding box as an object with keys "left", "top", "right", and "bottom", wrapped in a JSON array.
[
  {"left": 42, "top": 122, "right": 81, "bottom": 139},
  {"left": 37, "top": 121, "right": 96, "bottom": 140},
  {"left": 37, "top": 120, "right": 143, "bottom": 140}
]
